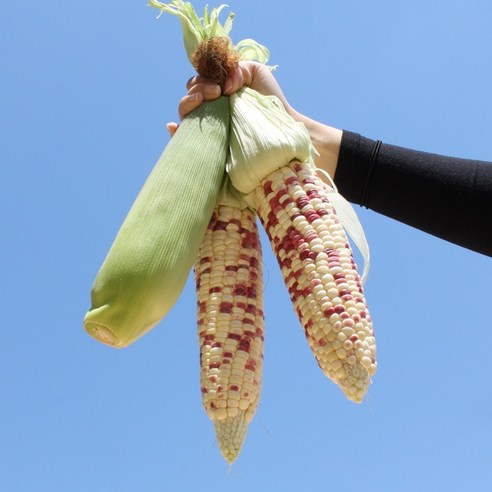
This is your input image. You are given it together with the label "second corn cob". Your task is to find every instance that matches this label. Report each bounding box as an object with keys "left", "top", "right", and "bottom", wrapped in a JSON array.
[{"left": 194, "top": 188, "right": 264, "bottom": 463}]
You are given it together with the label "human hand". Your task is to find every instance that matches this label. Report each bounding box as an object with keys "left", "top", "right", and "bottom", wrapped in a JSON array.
[
  {"left": 167, "top": 61, "right": 342, "bottom": 180},
  {"left": 167, "top": 61, "right": 292, "bottom": 136}
]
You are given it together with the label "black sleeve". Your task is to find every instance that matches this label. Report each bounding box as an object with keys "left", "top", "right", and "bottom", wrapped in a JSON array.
[{"left": 334, "top": 131, "right": 492, "bottom": 257}]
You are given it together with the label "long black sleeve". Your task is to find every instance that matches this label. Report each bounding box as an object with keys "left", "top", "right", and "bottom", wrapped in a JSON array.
[{"left": 334, "top": 131, "right": 492, "bottom": 257}]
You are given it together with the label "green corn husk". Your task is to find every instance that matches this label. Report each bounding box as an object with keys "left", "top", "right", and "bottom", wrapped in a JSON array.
[
  {"left": 84, "top": 97, "right": 230, "bottom": 348},
  {"left": 228, "top": 87, "right": 313, "bottom": 195}
]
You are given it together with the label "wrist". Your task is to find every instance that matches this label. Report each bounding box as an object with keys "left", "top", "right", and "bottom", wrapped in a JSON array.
[{"left": 289, "top": 109, "right": 342, "bottom": 180}]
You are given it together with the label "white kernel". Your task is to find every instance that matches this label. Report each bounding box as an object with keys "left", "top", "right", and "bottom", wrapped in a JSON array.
[
  {"left": 239, "top": 399, "right": 250, "bottom": 411},
  {"left": 343, "top": 340, "right": 353, "bottom": 350},
  {"left": 308, "top": 299, "right": 318, "bottom": 311},
  {"left": 321, "top": 273, "right": 334, "bottom": 285},
  {"left": 337, "top": 332, "right": 347, "bottom": 342},
  {"left": 292, "top": 215, "right": 307, "bottom": 228},
  {"left": 235, "top": 350, "right": 249, "bottom": 361},
  {"left": 214, "top": 408, "right": 228, "bottom": 420},
  {"left": 347, "top": 355, "right": 357, "bottom": 365},
  {"left": 298, "top": 274, "right": 308, "bottom": 285},
  {"left": 361, "top": 357, "right": 372, "bottom": 369},
  {"left": 332, "top": 321, "right": 343, "bottom": 332},
  {"left": 342, "top": 327, "right": 355, "bottom": 338},
  {"left": 321, "top": 301, "right": 333, "bottom": 312},
  {"left": 311, "top": 218, "right": 325, "bottom": 229},
  {"left": 327, "top": 288, "right": 339, "bottom": 298},
  {"left": 336, "top": 348, "right": 347, "bottom": 359},
  {"left": 324, "top": 327, "right": 336, "bottom": 341},
  {"left": 354, "top": 322, "right": 365, "bottom": 332}
]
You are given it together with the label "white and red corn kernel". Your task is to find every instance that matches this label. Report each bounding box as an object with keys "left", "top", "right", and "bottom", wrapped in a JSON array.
[
  {"left": 247, "top": 160, "right": 376, "bottom": 403},
  {"left": 194, "top": 204, "right": 264, "bottom": 463}
]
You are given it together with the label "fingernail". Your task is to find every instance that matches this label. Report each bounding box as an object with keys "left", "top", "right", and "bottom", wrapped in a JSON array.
[
  {"left": 204, "top": 84, "right": 221, "bottom": 96},
  {"left": 166, "top": 123, "right": 177, "bottom": 137}
]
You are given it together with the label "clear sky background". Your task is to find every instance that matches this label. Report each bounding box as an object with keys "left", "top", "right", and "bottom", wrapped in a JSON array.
[{"left": 1, "top": 1, "right": 491, "bottom": 491}]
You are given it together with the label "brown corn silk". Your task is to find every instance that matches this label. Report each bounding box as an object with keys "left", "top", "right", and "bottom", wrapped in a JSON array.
[{"left": 192, "top": 37, "right": 240, "bottom": 89}]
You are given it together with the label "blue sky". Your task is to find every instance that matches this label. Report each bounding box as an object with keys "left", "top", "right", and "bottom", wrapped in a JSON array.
[{"left": 1, "top": 1, "right": 491, "bottom": 490}]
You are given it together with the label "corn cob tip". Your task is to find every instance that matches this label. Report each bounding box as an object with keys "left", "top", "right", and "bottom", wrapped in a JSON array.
[
  {"left": 330, "top": 361, "right": 375, "bottom": 403},
  {"left": 214, "top": 412, "right": 249, "bottom": 464},
  {"left": 339, "top": 371, "right": 371, "bottom": 403},
  {"left": 84, "top": 320, "right": 121, "bottom": 348}
]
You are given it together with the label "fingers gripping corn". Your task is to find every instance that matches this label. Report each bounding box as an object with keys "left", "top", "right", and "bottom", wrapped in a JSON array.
[{"left": 194, "top": 200, "right": 264, "bottom": 463}]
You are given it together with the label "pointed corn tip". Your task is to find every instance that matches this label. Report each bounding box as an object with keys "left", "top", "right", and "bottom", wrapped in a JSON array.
[
  {"left": 338, "top": 364, "right": 372, "bottom": 403},
  {"left": 214, "top": 413, "right": 249, "bottom": 464}
]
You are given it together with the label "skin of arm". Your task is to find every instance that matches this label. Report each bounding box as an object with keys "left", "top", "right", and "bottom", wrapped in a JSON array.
[{"left": 168, "top": 61, "right": 342, "bottom": 180}]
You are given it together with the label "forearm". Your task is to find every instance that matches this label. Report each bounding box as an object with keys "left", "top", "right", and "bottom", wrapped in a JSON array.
[{"left": 334, "top": 131, "right": 492, "bottom": 256}]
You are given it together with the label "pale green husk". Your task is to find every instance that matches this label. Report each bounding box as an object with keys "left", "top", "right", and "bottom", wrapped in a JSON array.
[
  {"left": 228, "top": 87, "right": 313, "bottom": 194},
  {"left": 84, "top": 98, "right": 229, "bottom": 348},
  {"left": 215, "top": 174, "right": 249, "bottom": 209}
]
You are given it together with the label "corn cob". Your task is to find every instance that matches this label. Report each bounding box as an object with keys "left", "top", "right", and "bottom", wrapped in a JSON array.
[
  {"left": 194, "top": 186, "right": 264, "bottom": 464},
  {"left": 245, "top": 160, "right": 376, "bottom": 402},
  {"left": 84, "top": 97, "right": 229, "bottom": 348}
]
